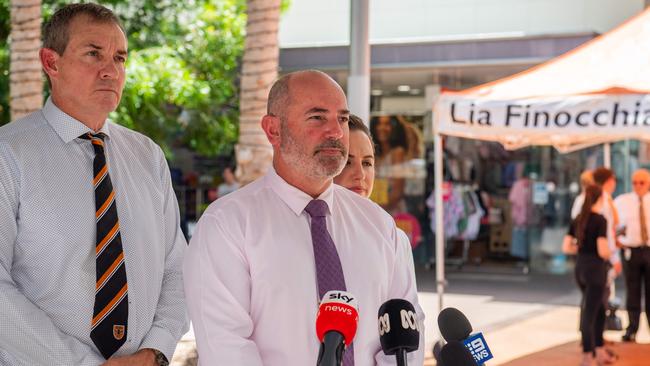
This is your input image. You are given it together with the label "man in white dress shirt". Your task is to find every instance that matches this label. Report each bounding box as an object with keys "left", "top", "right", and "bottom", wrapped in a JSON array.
[
  {"left": 614, "top": 169, "right": 650, "bottom": 342},
  {"left": 0, "top": 3, "right": 188, "bottom": 365},
  {"left": 183, "top": 70, "right": 424, "bottom": 365}
]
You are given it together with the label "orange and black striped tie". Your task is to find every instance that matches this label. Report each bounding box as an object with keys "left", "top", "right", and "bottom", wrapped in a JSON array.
[{"left": 80, "top": 133, "right": 128, "bottom": 359}]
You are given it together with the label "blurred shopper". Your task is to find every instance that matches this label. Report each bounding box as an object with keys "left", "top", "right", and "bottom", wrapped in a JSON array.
[
  {"left": 217, "top": 166, "right": 240, "bottom": 198},
  {"left": 614, "top": 169, "right": 650, "bottom": 342},
  {"left": 370, "top": 115, "right": 408, "bottom": 213},
  {"left": 592, "top": 167, "right": 622, "bottom": 277},
  {"left": 0, "top": 3, "right": 188, "bottom": 365},
  {"left": 572, "top": 170, "right": 595, "bottom": 219},
  {"left": 563, "top": 185, "right": 614, "bottom": 366}
]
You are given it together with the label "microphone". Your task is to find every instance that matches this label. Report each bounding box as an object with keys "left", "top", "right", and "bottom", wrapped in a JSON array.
[
  {"left": 377, "top": 299, "right": 420, "bottom": 366},
  {"left": 437, "top": 307, "right": 493, "bottom": 365},
  {"left": 315, "top": 290, "right": 359, "bottom": 366},
  {"left": 439, "top": 340, "right": 477, "bottom": 366},
  {"left": 438, "top": 307, "right": 472, "bottom": 342}
]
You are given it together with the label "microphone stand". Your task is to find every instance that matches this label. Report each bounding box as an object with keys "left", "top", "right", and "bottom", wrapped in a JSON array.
[
  {"left": 395, "top": 348, "right": 407, "bottom": 366},
  {"left": 317, "top": 332, "right": 345, "bottom": 366}
]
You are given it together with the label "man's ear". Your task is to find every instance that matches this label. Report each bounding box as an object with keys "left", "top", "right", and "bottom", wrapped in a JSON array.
[
  {"left": 40, "top": 48, "right": 60, "bottom": 79},
  {"left": 261, "top": 114, "right": 281, "bottom": 147}
]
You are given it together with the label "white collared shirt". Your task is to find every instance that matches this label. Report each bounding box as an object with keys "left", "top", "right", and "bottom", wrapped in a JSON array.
[
  {"left": 184, "top": 168, "right": 424, "bottom": 366},
  {"left": 0, "top": 98, "right": 189, "bottom": 365},
  {"left": 614, "top": 192, "right": 650, "bottom": 247}
]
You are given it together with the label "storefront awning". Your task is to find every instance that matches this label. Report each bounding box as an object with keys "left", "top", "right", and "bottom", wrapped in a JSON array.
[{"left": 434, "top": 7, "right": 650, "bottom": 151}]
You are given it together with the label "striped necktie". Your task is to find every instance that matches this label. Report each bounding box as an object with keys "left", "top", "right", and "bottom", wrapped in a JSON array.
[
  {"left": 80, "top": 133, "right": 128, "bottom": 359},
  {"left": 304, "top": 199, "right": 354, "bottom": 366}
]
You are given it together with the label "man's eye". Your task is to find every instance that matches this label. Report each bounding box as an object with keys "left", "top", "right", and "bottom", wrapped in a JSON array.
[
  {"left": 115, "top": 56, "right": 127, "bottom": 63},
  {"left": 309, "top": 115, "right": 324, "bottom": 121},
  {"left": 87, "top": 51, "right": 99, "bottom": 56},
  {"left": 363, "top": 161, "right": 373, "bottom": 167},
  {"left": 340, "top": 116, "right": 349, "bottom": 123}
]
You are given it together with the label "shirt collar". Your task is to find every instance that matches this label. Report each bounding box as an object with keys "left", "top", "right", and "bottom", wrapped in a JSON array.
[
  {"left": 42, "top": 97, "right": 111, "bottom": 143},
  {"left": 266, "top": 166, "right": 335, "bottom": 217}
]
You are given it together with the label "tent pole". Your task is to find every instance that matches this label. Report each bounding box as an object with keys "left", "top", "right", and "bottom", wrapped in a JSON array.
[
  {"left": 604, "top": 143, "right": 611, "bottom": 168},
  {"left": 434, "top": 126, "right": 445, "bottom": 315}
]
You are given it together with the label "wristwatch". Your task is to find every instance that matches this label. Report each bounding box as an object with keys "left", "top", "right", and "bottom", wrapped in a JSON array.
[{"left": 152, "top": 349, "right": 169, "bottom": 366}]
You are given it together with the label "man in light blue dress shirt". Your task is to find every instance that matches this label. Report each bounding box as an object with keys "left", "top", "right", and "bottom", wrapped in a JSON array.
[{"left": 0, "top": 3, "right": 188, "bottom": 365}]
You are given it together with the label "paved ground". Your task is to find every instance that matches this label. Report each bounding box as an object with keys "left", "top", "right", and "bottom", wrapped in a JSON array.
[{"left": 171, "top": 264, "right": 650, "bottom": 365}]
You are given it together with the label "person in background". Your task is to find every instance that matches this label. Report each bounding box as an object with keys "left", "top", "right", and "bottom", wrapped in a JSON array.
[
  {"left": 572, "top": 170, "right": 595, "bottom": 219},
  {"left": 370, "top": 115, "right": 408, "bottom": 214},
  {"left": 183, "top": 70, "right": 424, "bottom": 365},
  {"left": 333, "top": 113, "right": 424, "bottom": 365},
  {"left": 592, "top": 167, "right": 622, "bottom": 277},
  {"left": 614, "top": 169, "right": 650, "bottom": 342},
  {"left": 217, "top": 166, "right": 240, "bottom": 198},
  {"left": 563, "top": 185, "right": 615, "bottom": 366},
  {"left": 333, "top": 115, "right": 375, "bottom": 198},
  {"left": 0, "top": 3, "right": 188, "bottom": 365}
]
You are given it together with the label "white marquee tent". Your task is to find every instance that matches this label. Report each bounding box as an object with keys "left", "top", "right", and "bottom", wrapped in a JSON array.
[{"left": 432, "top": 8, "right": 650, "bottom": 314}]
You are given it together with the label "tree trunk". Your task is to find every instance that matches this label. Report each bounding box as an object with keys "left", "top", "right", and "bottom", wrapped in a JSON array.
[
  {"left": 9, "top": 0, "right": 43, "bottom": 120},
  {"left": 235, "top": 0, "right": 280, "bottom": 185}
]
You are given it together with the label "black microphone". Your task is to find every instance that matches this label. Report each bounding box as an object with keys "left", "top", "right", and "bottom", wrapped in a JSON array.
[
  {"left": 439, "top": 340, "right": 477, "bottom": 366},
  {"left": 437, "top": 307, "right": 493, "bottom": 365},
  {"left": 378, "top": 299, "right": 420, "bottom": 366},
  {"left": 437, "top": 307, "right": 472, "bottom": 342}
]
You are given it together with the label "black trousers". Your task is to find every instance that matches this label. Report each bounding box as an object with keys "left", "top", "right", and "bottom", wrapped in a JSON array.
[
  {"left": 623, "top": 246, "right": 650, "bottom": 333},
  {"left": 576, "top": 256, "right": 608, "bottom": 353}
]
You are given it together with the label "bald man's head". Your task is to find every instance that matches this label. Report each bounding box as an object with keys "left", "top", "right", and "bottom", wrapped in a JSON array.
[
  {"left": 266, "top": 70, "right": 340, "bottom": 119},
  {"left": 632, "top": 169, "right": 650, "bottom": 196}
]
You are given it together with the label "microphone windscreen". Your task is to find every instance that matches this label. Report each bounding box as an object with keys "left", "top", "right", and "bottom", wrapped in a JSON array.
[
  {"left": 439, "top": 341, "right": 477, "bottom": 366},
  {"left": 378, "top": 299, "right": 420, "bottom": 355},
  {"left": 438, "top": 307, "right": 472, "bottom": 342},
  {"left": 316, "top": 291, "right": 359, "bottom": 346}
]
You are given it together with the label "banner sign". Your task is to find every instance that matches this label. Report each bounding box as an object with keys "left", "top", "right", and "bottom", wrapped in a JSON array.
[{"left": 434, "top": 93, "right": 650, "bottom": 151}]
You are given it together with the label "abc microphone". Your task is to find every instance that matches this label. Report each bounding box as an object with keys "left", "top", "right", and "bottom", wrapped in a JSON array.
[
  {"left": 437, "top": 307, "right": 493, "bottom": 365},
  {"left": 315, "top": 290, "right": 359, "bottom": 366},
  {"left": 377, "top": 299, "right": 420, "bottom": 366}
]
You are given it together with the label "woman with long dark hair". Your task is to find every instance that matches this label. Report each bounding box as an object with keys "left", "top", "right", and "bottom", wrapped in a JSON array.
[
  {"left": 369, "top": 116, "right": 408, "bottom": 213},
  {"left": 563, "top": 185, "right": 615, "bottom": 366}
]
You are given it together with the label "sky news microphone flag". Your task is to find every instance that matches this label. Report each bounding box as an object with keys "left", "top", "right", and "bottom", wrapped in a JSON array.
[{"left": 316, "top": 291, "right": 359, "bottom": 366}]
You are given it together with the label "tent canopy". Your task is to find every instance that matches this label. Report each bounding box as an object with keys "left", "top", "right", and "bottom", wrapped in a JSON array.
[{"left": 434, "top": 8, "right": 650, "bottom": 152}]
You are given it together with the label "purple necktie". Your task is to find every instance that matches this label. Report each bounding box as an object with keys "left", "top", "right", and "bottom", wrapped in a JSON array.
[{"left": 304, "top": 199, "right": 354, "bottom": 366}]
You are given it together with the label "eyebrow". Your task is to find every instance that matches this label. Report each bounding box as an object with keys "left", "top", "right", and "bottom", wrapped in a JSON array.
[
  {"left": 305, "top": 107, "right": 350, "bottom": 115},
  {"left": 348, "top": 154, "right": 374, "bottom": 159},
  {"left": 86, "top": 43, "right": 128, "bottom": 56}
]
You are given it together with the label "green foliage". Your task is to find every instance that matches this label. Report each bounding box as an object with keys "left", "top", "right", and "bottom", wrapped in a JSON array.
[
  {"left": 1, "top": 0, "right": 250, "bottom": 157},
  {"left": 0, "top": 47, "right": 8, "bottom": 124}
]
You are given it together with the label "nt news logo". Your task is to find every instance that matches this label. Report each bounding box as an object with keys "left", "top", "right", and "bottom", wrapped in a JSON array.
[{"left": 462, "top": 333, "right": 493, "bottom": 364}]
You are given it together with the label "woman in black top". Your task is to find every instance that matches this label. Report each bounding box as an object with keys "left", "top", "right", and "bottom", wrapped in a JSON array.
[{"left": 563, "top": 185, "right": 613, "bottom": 366}]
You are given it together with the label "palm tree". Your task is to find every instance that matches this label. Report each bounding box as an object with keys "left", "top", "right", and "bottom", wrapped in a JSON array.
[
  {"left": 9, "top": 0, "right": 43, "bottom": 120},
  {"left": 235, "top": 0, "right": 281, "bottom": 185}
]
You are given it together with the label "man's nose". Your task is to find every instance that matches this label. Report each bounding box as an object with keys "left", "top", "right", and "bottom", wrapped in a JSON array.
[{"left": 100, "top": 59, "right": 120, "bottom": 80}]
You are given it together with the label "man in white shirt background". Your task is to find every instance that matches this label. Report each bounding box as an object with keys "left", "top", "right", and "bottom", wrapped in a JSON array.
[
  {"left": 183, "top": 70, "right": 424, "bottom": 365},
  {"left": 0, "top": 3, "right": 188, "bottom": 365},
  {"left": 614, "top": 169, "right": 650, "bottom": 342}
]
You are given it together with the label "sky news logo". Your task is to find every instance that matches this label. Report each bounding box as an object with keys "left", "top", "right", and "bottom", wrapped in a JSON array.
[{"left": 463, "top": 332, "right": 493, "bottom": 364}]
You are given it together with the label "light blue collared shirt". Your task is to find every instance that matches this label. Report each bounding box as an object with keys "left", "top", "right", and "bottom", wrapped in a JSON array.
[{"left": 0, "top": 98, "right": 188, "bottom": 365}]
